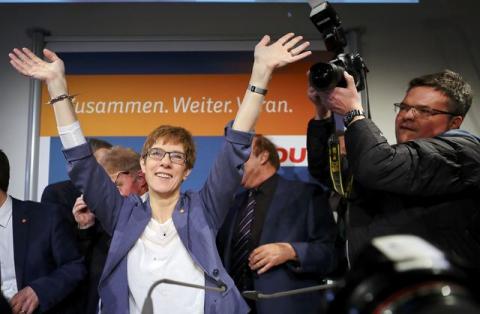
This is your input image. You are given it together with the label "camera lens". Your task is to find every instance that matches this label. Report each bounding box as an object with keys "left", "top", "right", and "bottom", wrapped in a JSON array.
[
  {"left": 327, "top": 237, "right": 480, "bottom": 314},
  {"left": 375, "top": 281, "right": 480, "bottom": 314},
  {"left": 309, "top": 62, "right": 346, "bottom": 91}
]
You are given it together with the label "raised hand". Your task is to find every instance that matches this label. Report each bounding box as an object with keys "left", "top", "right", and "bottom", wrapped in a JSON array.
[
  {"left": 9, "top": 48, "right": 64, "bottom": 82},
  {"left": 9, "top": 48, "right": 67, "bottom": 95},
  {"left": 233, "top": 33, "right": 311, "bottom": 132},
  {"left": 254, "top": 33, "right": 311, "bottom": 72}
]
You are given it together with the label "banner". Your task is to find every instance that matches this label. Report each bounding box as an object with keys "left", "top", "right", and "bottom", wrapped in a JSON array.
[{"left": 38, "top": 51, "right": 324, "bottom": 197}]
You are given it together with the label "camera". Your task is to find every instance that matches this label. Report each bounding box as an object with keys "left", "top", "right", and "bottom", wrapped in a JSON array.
[
  {"left": 308, "top": 0, "right": 368, "bottom": 91},
  {"left": 242, "top": 235, "right": 480, "bottom": 313},
  {"left": 326, "top": 235, "right": 480, "bottom": 314},
  {"left": 309, "top": 52, "right": 366, "bottom": 91}
]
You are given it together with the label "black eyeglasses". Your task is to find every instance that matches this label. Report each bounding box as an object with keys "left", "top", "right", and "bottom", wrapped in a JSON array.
[
  {"left": 144, "top": 147, "right": 187, "bottom": 165},
  {"left": 393, "top": 103, "right": 460, "bottom": 118},
  {"left": 113, "top": 171, "right": 130, "bottom": 187}
]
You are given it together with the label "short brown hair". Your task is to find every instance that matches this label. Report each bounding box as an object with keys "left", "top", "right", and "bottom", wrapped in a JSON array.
[
  {"left": 408, "top": 70, "right": 473, "bottom": 117},
  {"left": 253, "top": 135, "right": 280, "bottom": 170},
  {"left": 99, "top": 146, "right": 141, "bottom": 175},
  {"left": 87, "top": 138, "right": 112, "bottom": 152},
  {"left": 141, "top": 125, "right": 196, "bottom": 169}
]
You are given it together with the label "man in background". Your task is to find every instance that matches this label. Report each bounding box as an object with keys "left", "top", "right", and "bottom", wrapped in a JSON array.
[
  {"left": 0, "top": 149, "right": 85, "bottom": 314},
  {"left": 40, "top": 138, "right": 112, "bottom": 314},
  {"left": 217, "top": 135, "right": 337, "bottom": 314}
]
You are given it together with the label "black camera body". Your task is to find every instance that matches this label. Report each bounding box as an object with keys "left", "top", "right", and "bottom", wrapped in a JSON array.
[
  {"left": 309, "top": 52, "right": 366, "bottom": 91},
  {"left": 308, "top": 1, "right": 368, "bottom": 92}
]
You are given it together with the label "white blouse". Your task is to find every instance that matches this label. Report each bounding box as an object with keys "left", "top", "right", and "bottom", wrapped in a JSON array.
[{"left": 127, "top": 218, "right": 205, "bottom": 314}]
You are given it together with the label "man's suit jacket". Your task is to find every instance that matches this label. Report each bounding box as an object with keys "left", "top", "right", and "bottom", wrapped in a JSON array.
[
  {"left": 63, "top": 126, "right": 253, "bottom": 314},
  {"left": 11, "top": 198, "right": 86, "bottom": 313},
  {"left": 217, "top": 176, "right": 337, "bottom": 314},
  {"left": 41, "top": 180, "right": 81, "bottom": 228},
  {"left": 41, "top": 180, "right": 111, "bottom": 314},
  {"left": 0, "top": 293, "right": 12, "bottom": 314}
]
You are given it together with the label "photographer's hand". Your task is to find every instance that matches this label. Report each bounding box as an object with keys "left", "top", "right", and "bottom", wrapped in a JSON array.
[
  {"left": 307, "top": 83, "right": 331, "bottom": 120},
  {"left": 319, "top": 72, "right": 363, "bottom": 116}
]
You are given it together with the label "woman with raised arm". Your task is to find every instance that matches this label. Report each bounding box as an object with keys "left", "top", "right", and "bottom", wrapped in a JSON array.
[{"left": 9, "top": 33, "right": 310, "bottom": 314}]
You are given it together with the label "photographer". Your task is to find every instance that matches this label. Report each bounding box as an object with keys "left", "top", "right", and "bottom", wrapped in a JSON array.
[{"left": 307, "top": 69, "right": 480, "bottom": 268}]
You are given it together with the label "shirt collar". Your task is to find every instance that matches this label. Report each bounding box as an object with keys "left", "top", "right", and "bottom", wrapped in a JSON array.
[
  {"left": 0, "top": 195, "right": 13, "bottom": 228},
  {"left": 255, "top": 173, "right": 279, "bottom": 196},
  {"left": 141, "top": 192, "right": 148, "bottom": 203}
]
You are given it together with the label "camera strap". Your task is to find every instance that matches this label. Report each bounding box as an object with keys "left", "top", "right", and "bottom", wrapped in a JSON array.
[{"left": 328, "top": 133, "right": 352, "bottom": 198}]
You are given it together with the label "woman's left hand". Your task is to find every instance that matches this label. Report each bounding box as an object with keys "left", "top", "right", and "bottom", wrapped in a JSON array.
[{"left": 254, "top": 33, "right": 312, "bottom": 72}]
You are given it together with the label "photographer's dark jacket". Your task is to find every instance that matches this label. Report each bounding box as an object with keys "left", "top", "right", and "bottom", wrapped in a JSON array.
[{"left": 307, "top": 118, "right": 480, "bottom": 267}]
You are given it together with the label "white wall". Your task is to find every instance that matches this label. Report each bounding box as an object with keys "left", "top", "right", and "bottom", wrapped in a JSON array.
[{"left": 0, "top": 0, "right": 479, "bottom": 200}]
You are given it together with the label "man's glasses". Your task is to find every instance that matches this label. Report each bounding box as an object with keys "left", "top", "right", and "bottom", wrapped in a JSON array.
[
  {"left": 393, "top": 103, "right": 460, "bottom": 118},
  {"left": 144, "top": 147, "right": 187, "bottom": 165},
  {"left": 112, "top": 170, "right": 130, "bottom": 188}
]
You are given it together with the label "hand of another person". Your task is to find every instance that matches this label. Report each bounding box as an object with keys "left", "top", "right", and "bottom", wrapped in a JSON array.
[
  {"left": 72, "top": 195, "right": 96, "bottom": 229},
  {"left": 318, "top": 72, "right": 362, "bottom": 116},
  {"left": 248, "top": 243, "right": 297, "bottom": 275},
  {"left": 10, "top": 286, "right": 39, "bottom": 314},
  {"left": 307, "top": 81, "right": 331, "bottom": 120},
  {"left": 9, "top": 48, "right": 67, "bottom": 95}
]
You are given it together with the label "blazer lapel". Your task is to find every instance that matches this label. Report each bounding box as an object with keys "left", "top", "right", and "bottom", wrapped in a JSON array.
[
  {"left": 173, "top": 195, "right": 210, "bottom": 274},
  {"left": 172, "top": 199, "right": 190, "bottom": 256},
  {"left": 102, "top": 201, "right": 150, "bottom": 278},
  {"left": 11, "top": 198, "right": 29, "bottom": 289}
]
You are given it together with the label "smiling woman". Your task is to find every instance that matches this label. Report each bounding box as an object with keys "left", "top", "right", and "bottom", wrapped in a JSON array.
[{"left": 9, "top": 33, "right": 311, "bottom": 314}]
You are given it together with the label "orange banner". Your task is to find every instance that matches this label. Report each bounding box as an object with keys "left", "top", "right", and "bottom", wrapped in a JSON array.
[{"left": 40, "top": 66, "right": 315, "bottom": 136}]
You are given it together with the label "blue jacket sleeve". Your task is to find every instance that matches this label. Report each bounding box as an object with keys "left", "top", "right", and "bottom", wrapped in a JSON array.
[
  {"left": 62, "top": 143, "right": 125, "bottom": 235},
  {"left": 199, "top": 123, "right": 254, "bottom": 233}
]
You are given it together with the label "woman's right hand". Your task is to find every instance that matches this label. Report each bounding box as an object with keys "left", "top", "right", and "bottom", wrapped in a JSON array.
[{"left": 9, "top": 48, "right": 67, "bottom": 95}]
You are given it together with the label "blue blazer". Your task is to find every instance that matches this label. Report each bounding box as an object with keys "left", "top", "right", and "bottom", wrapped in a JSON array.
[
  {"left": 217, "top": 176, "right": 337, "bottom": 314},
  {"left": 11, "top": 198, "right": 86, "bottom": 313},
  {"left": 63, "top": 126, "right": 253, "bottom": 314}
]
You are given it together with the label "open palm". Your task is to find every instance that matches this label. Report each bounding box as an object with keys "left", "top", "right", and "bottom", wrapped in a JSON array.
[
  {"left": 9, "top": 48, "right": 65, "bottom": 83},
  {"left": 254, "top": 33, "right": 311, "bottom": 70}
]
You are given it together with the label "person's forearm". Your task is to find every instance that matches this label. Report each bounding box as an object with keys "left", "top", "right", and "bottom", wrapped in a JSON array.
[
  {"left": 232, "top": 62, "right": 273, "bottom": 132},
  {"left": 46, "top": 76, "right": 79, "bottom": 128},
  {"left": 46, "top": 77, "right": 87, "bottom": 148}
]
